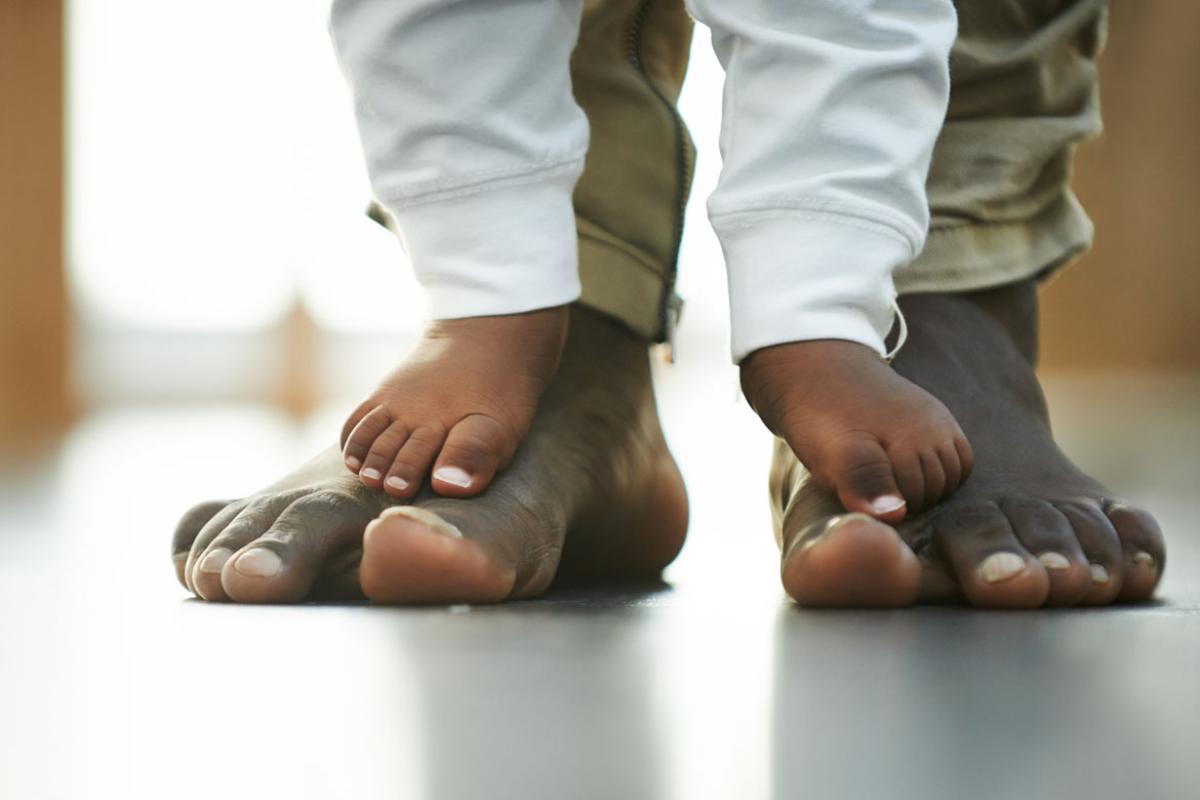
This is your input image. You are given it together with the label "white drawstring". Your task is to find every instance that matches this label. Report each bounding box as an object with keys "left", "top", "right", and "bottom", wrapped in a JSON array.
[{"left": 884, "top": 298, "right": 908, "bottom": 362}]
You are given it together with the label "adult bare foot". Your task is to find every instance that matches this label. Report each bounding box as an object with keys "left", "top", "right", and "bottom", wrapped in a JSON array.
[
  {"left": 340, "top": 306, "right": 568, "bottom": 499},
  {"left": 171, "top": 305, "right": 688, "bottom": 604},
  {"left": 773, "top": 281, "right": 1166, "bottom": 608}
]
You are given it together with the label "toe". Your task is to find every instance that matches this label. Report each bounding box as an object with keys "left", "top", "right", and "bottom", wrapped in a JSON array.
[
  {"left": 1055, "top": 502, "right": 1124, "bottom": 605},
  {"left": 360, "top": 506, "right": 516, "bottom": 604},
  {"left": 826, "top": 437, "right": 907, "bottom": 523},
  {"left": 780, "top": 513, "right": 921, "bottom": 607},
  {"left": 918, "top": 449, "right": 946, "bottom": 509},
  {"left": 189, "top": 495, "right": 296, "bottom": 601},
  {"left": 999, "top": 497, "right": 1092, "bottom": 606},
  {"left": 342, "top": 406, "right": 392, "bottom": 474},
  {"left": 888, "top": 449, "right": 926, "bottom": 513},
  {"left": 358, "top": 421, "right": 409, "bottom": 489},
  {"left": 937, "top": 442, "right": 963, "bottom": 494},
  {"left": 183, "top": 500, "right": 249, "bottom": 597},
  {"left": 389, "top": 426, "right": 448, "bottom": 492},
  {"left": 431, "top": 414, "right": 513, "bottom": 497},
  {"left": 1104, "top": 500, "right": 1165, "bottom": 603},
  {"left": 171, "top": 500, "right": 231, "bottom": 589},
  {"left": 932, "top": 502, "right": 1049, "bottom": 608},
  {"left": 220, "top": 489, "right": 375, "bottom": 603}
]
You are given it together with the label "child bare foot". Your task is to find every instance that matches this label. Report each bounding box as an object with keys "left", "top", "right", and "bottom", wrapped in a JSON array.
[
  {"left": 740, "top": 339, "right": 972, "bottom": 523},
  {"left": 340, "top": 305, "right": 569, "bottom": 499}
]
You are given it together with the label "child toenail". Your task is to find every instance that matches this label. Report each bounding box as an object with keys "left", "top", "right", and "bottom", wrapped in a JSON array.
[
  {"left": 385, "top": 476, "right": 409, "bottom": 491},
  {"left": 433, "top": 466, "right": 472, "bottom": 488},
  {"left": 869, "top": 495, "right": 905, "bottom": 515},
  {"left": 198, "top": 547, "right": 232, "bottom": 574},
  {"left": 1132, "top": 551, "right": 1155, "bottom": 568},
  {"left": 361, "top": 467, "right": 382, "bottom": 481},
  {"left": 234, "top": 547, "right": 283, "bottom": 578},
  {"left": 978, "top": 552, "right": 1025, "bottom": 583},
  {"left": 345, "top": 455, "right": 361, "bottom": 470},
  {"left": 1037, "top": 551, "right": 1071, "bottom": 570},
  {"left": 1090, "top": 563, "right": 1110, "bottom": 584}
]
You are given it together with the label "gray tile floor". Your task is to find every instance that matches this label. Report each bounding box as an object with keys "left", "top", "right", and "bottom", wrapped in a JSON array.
[{"left": 2, "top": 369, "right": 1198, "bottom": 800}]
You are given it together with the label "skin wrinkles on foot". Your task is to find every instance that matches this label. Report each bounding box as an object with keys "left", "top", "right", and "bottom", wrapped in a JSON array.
[
  {"left": 773, "top": 282, "right": 1166, "bottom": 609},
  {"left": 171, "top": 305, "right": 689, "bottom": 605}
]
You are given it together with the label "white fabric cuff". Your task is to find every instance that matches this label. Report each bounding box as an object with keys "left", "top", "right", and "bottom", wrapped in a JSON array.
[
  {"left": 386, "top": 173, "right": 582, "bottom": 320},
  {"left": 719, "top": 214, "right": 912, "bottom": 363}
]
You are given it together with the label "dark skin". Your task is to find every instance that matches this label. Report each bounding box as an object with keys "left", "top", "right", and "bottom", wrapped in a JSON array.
[
  {"left": 173, "top": 305, "right": 688, "bottom": 604},
  {"left": 172, "top": 282, "right": 1165, "bottom": 608},
  {"left": 776, "top": 280, "right": 1166, "bottom": 608}
]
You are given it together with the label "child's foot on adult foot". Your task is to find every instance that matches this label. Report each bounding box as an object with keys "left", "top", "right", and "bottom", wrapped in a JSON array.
[
  {"left": 340, "top": 306, "right": 568, "bottom": 499},
  {"left": 740, "top": 338, "right": 973, "bottom": 524}
]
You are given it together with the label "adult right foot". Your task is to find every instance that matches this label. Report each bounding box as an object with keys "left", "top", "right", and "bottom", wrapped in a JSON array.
[{"left": 172, "top": 305, "right": 688, "bottom": 604}]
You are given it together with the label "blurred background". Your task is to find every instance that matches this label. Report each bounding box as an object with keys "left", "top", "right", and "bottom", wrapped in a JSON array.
[
  {"left": 1, "top": 4, "right": 1198, "bottom": 798},
  {"left": 2, "top": 0, "right": 1197, "bottom": 448}
]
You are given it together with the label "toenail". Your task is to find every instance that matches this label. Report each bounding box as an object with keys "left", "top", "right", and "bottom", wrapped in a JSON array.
[
  {"left": 361, "top": 467, "right": 382, "bottom": 480},
  {"left": 1037, "top": 551, "right": 1071, "bottom": 571},
  {"left": 978, "top": 552, "right": 1026, "bottom": 584},
  {"left": 234, "top": 547, "right": 283, "bottom": 578},
  {"left": 198, "top": 547, "right": 232, "bottom": 574},
  {"left": 1090, "top": 563, "right": 1110, "bottom": 584},
  {"left": 345, "top": 455, "right": 361, "bottom": 470},
  {"left": 869, "top": 495, "right": 905, "bottom": 515},
  {"left": 1132, "top": 551, "right": 1155, "bottom": 568},
  {"left": 433, "top": 466, "right": 472, "bottom": 488},
  {"left": 385, "top": 476, "right": 409, "bottom": 491},
  {"left": 377, "top": 506, "right": 463, "bottom": 539}
]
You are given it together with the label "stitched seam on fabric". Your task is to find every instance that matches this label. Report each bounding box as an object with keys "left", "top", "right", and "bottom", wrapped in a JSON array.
[
  {"left": 711, "top": 206, "right": 917, "bottom": 254},
  {"left": 377, "top": 153, "right": 586, "bottom": 209}
]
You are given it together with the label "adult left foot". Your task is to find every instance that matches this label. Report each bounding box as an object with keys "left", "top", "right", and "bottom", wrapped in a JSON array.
[{"left": 773, "top": 281, "right": 1165, "bottom": 608}]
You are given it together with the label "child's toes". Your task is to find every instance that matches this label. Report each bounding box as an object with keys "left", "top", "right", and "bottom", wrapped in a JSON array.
[
  {"left": 431, "top": 414, "right": 512, "bottom": 497},
  {"left": 919, "top": 449, "right": 947, "bottom": 508},
  {"left": 389, "top": 425, "right": 449, "bottom": 492},
  {"left": 828, "top": 438, "right": 907, "bottom": 523},
  {"left": 888, "top": 449, "right": 926, "bottom": 513},
  {"left": 343, "top": 406, "right": 392, "bottom": 473},
  {"left": 358, "top": 421, "right": 409, "bottom": 488},
  {"left": 938, "top": 441, "right": 964, "bottom": 493}
]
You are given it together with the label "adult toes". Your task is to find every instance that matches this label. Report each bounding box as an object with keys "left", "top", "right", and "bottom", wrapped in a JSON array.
[
  {"left": 171, "top": 500, "right": 232, "bottom": 589},
  {"left": 932, "top": 502, "right": 1049, "bottom": 608},
  {"left": 184, "top": 500, "right": 250, "bottom": 596},
  {"left": 999, "top": 497, "right": 1091, "bottom": 606},
  {"left": 220, "top": 489, "right": 375, "bottom": 604},
  {"left": 780, "top": 513, "right": 922, "bottom": 608},
  {"left": 1055, "top": 501, "right": 1124, "bottom": 605},
  {"left": 1104, "top": 500, "right": 1165, "bottom": 603},
  {"left": 189, "top": 495, "right": 297, "bottom": 601},
  {"left": 431, "top": 414, "right": 513, "bottom": 497}
]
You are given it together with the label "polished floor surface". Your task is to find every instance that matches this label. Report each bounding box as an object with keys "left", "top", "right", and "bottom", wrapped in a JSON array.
[{"left": 2, "top": 368, "right": 1198, "bottom": 800}]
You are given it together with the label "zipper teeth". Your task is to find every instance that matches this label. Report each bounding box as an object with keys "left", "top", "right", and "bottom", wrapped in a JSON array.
[{"left": 624, "top": 0, "right": 692, "bottom": 343}]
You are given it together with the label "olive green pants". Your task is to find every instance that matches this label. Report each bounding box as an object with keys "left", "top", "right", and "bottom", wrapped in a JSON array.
[{"left": 569, "top": 0, "right": 1107, "bottom": 345}]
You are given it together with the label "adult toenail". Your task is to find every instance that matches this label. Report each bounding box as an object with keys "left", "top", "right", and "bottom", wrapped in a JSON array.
[
  {"left": 1132, "top": 551, "right": 1155, "bottom": 568},
  {"left": 234, "top": 547, "right": 283, "bottom": 578},
  {"left": 377, "top": 506, "right": 463, "bottom": 539},
  {"left": 361, "top": 467, "right": 382, "bottom": 480},
  {"left": 433, "top": 466, "right": 472, "bottom": 488},
  {"left": 345, "top": 456, "right": 361, "bottom": 470},
  {"left": 1090, "top": 563, "right": 1110, "bottom": 584},
  {"left": 978, "top": 552, "right": 1026, "bottom": 583},
  {"left": 1037, "top": 551, "right": 1071, "bottom": 570},
  {"left": 870, "top": 495, "right": 905, "bottom": 515},
  {"left": 198, "top": 547, "right": 232, "bottom": 574},
  {"left": 385, "top": 476, "right": 409, "bottom": 491}
]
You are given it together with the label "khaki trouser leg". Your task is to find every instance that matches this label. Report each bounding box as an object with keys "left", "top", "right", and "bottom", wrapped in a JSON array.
[
  {"left": 897, "top": 0, "right": 1109, "bottom": 294},
  {"left": 571, "top": 0, "right": 696, "bottom": 344}
]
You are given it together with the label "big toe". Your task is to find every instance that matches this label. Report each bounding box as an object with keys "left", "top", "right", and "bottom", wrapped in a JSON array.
[
  {"left": 359, "top": 506, "right": 515, "bottom": 604},
  {"left": 781, "top": 513, "right": 921, "bottom": 608}
]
